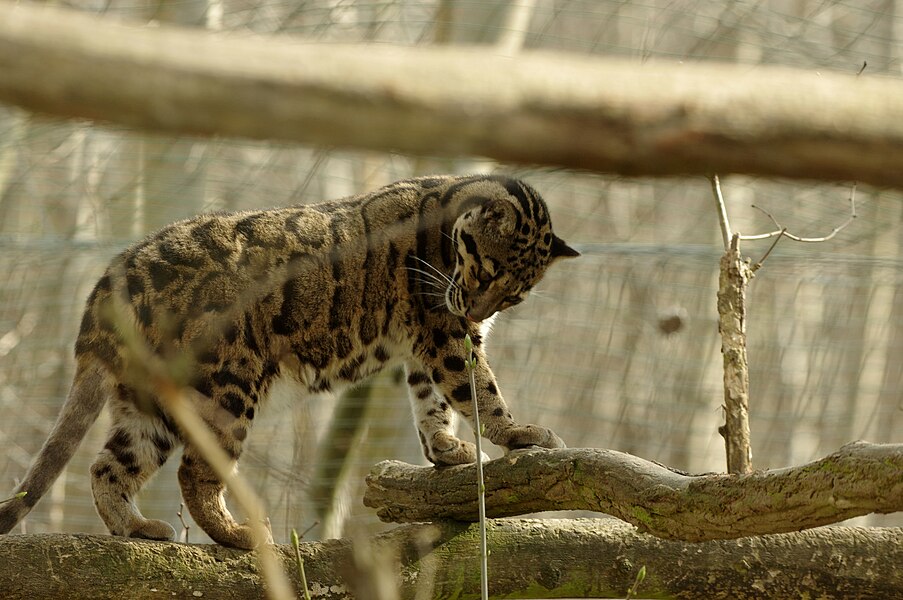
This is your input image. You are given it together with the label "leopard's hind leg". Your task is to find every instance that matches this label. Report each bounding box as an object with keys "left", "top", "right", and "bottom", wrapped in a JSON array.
[
  {"left": 90, "top": 384, "right": 180, "bottom": 541},
  {"left": 177, "top": 444, "right": 268, "bottom": 550}
]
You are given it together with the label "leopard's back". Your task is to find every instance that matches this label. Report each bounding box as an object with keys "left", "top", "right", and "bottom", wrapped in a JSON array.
[{"left": 78, "top": 178, "right": 439, "bottom": 388}]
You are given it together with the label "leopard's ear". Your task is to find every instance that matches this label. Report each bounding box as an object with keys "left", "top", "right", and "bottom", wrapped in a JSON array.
[
  {"left": 550, "top": 235, "right": 580, "bottom": 259},
  {"left": 480, "top": 199, "right": 517, "bottom": 236}
]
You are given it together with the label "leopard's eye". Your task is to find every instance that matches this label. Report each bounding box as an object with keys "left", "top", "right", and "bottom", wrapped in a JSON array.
[{"left": 504, "top": 295, "right": 523, "bottom": 306}]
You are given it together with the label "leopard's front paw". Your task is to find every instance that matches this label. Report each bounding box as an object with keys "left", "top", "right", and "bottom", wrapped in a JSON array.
[
  {"left": 427, "top": 433, "right": 483, "bottom": 466},
  {"left": 502, "top": 424, "right": 566, "bottom": 451}
]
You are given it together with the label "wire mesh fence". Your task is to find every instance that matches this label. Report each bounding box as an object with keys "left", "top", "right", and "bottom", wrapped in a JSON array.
[{"left": 1, "top": 0, "right": 902, "bottom": 544}]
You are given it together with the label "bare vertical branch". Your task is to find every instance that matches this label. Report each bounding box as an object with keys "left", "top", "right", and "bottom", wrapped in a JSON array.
[
  {"left": 710, "top": 177, "right": 858, "bottom": 475},
  {"left": 710, "top": 175, "right": 753, "bottom": 473},
  {"left": 717, "top": 234, "right": 754, "bottom": 474}
]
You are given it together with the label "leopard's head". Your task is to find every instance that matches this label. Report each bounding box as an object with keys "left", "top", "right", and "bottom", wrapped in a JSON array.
[{"left": 447, "top": 178, "right": 578, "bottom": 322}]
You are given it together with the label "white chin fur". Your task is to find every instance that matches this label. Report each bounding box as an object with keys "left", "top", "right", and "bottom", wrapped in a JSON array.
[{"left": 479, "top": 312, "right": 498, "bottom": 337}]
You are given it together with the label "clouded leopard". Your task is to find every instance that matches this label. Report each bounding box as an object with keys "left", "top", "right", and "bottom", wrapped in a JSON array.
[{"left": 0, "top": 175, "right": 577, "bottom": 549}]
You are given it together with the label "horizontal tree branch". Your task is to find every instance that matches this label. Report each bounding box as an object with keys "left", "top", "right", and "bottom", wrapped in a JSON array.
[
  {"left": 2, "top": 2, "right": 903, "bottom": 187},
  {"left": 364, "top": 441, "right": 903, "bottom": 542},
  {"left": 2, "top": 521, "right": 902, "bottom": 599}
]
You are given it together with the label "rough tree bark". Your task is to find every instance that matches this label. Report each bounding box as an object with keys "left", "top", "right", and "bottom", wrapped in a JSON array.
[
  {"left": 717, "top": 233, "right": 755, "bottom": 475},
  {"left": 2, "top": 1, "right": 903, "bottom": 188},
  {"left": 1, "top": 521, "right": 902, "bottom": 600},
  {"left": 364, "top": 443, "right": 903, "bottom": 542}
]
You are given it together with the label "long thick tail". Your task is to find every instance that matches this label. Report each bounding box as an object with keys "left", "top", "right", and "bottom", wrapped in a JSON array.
[{"left": 0, "top": 362, "right": 108, "bottom": 533}]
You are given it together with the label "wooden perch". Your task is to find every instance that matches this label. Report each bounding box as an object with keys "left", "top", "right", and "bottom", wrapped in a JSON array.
[
  {"left": 3, "top": 2, "right": 903, "bottom": 188},
  {"left": 364, "top": 441, "right": 903, "bottom": 542},
  {"left": 2, "top": 521, "right": 903, "bottom": 599}
]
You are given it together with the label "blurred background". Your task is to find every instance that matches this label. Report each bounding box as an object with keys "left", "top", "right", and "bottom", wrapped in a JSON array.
[{"left": 1, "top": 0, "right": 901, "bottom": 544}]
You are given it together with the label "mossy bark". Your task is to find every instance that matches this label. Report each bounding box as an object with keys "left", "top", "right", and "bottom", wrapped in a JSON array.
[{"left": 2, "top": 520, "right": 902, "bottom": 599}]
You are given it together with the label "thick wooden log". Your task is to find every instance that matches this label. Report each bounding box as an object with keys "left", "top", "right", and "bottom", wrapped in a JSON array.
[
  {"left": 364, "top": 441, "right": 903, "bottom": 542},
  {"left": 2, "top": 520, "right": 902, "bottom": 599}
]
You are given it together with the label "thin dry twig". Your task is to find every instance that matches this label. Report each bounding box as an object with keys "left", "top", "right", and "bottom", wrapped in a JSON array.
[
  {"left": 296, "top": 521, "right": 319, "bottom": 540},
  {"left": 747, "top": 182, "right": 857, "bottom": 242},
  {"left": 710, "top": 175, "right": 733, "bottom": 250},
  {"left": 750, "top": 227, "right": 786, "bottom": 272},
  {"left": 177, "top": 502, "right": 190, "bottom": 544}
]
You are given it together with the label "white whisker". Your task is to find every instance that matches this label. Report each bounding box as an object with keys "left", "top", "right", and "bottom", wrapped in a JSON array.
[
  {"left": 429, "top": 300, "right": 450, "bottom": 311},
  {"left": 409, "top": 256, "right": 455, "bottom": 286},
  {"left": 405, "top": 267, "right": 449, "bottom": 289},
  {"left": 413, "top": 291, "right": 448, "bottom": 299},
  {"left": 415, "top": 279, "right": 446, "bottom": 296}
]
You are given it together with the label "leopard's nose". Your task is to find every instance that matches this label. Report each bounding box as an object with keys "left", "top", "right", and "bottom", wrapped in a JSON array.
[{"left": 464, "top": 302, "right": 497, "bottom": 323}]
